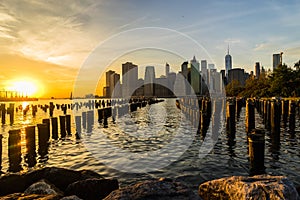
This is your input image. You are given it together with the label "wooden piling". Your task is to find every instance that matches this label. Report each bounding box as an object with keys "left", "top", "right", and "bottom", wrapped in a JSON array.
[
  {"left": 51, "top": 117, "right": 58, "bottom": 140},
  {"left": 289, "top": 100, "right": 296, "bottom": 133},
  {"left": 270, "top": 101, "right": 281, "bottom": 135},
  {"left": 49, "top": 102, "right": 54, "bottom": 117},
  {"left": 8, "top": 129, "right": 22, "bottom": 172},
  {"left": 59, "top": 115, "right": 66, "bottom": 138},
  {"left": 37, "top": 124, "right": 49, "bottom": 158},
  {"left": 25, "top": 126, "right": 36, "bottom": 167},
  {"left": 226, "top": 101, "right": 236, "bottom": 134},
  {"left": 0, "top": 134, "right": 2, "bottom": 170},
  {"left": 42, "top": 119, "right": 50, "bottom": 141},
  {"left": 66, "top": 114, "right": 71, "bottom": 135},
  {"left": 245, "top": 99, "right": 255, "bottom": 133},
  {"left": 82, "top": 112, "right": 87, "bottom": 130},
  {"left": 87, "top": 110, "right": 94, "bottom": 133},
  {"left": 248, "top": 129, "right": 265, "bottom": 175},
  {"left": 1, "top": 104, "right": 6, "bottom": 124},
  {"left": 8, "top": 103, "right": 14, "bottom": 125},
  {"left": 75, "top": 116, "right": 81, "bottom": 139}
]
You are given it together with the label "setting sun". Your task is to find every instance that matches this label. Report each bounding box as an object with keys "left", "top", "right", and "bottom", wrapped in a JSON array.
[{"left": 7, "top": 80, "right": 38, "bottom": 97}]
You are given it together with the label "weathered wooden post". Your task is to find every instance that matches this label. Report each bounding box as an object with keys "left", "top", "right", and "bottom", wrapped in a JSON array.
[
  {"left": 51, "top": 117, "right": 58, "bottom": 140},
  {"left": 42, "top": 119, "right": 50, "bottom": 142},
  {"left": 32, "top": 105, "right": 37, "bottom": 117},
  {"left": 75, "top": 116, "right": 81, "bottom": 139},
  {"left": 98, "top": 109, "right": 103, "bottom": 123},
  {"left": 245, "top": 99, "right": 255, "bottom": 133},
  {"left": 103, "top": 109, "right": 108, "bottom": 128},
  {"left": 37, "top": 124, "right": 49, "bottom": 159},
  {"left": 248, "top": 129, "right": 265, "bottom": 175},
  {"left": 270, "top": 100, "right": 281, "bottom": 135},
  {"left": 66, "top": 114, "right": 71, "bottom": 135},
  {"left": 0, "top": 134, "right": 2, "bottom": 170},
  {"left": 282, "top": 100, "right": 289, "bottom": 123},
  {"left": 226, "top": 100, "right": 236, "bottom": 134},
  {"left": 289, "top": 100, "right": 296, "bottom": 133},
  {"left": 87, "top": 110, "right": 94, "bottom": 133},
  {"left": 265, "top": 100, "right": 271, "bottom": 130},
  {"left": 49, "top": 102, "right": 55, "bottom": 117},
  {"left": 59, "top": 115, "right": 66, "bottom": 138},
  {"left": 1, "top": 104, "right": 6, "bottom": 124},
  {"left": 8, "top": 103, "right": 14, "bottom": 125},
  {"left": 82, "top": 112, "right": 87, "bottom": 130},
  {"left": 8, "top": 129, "right": 22, "bottom": 172},
  {"left": 25, "top": 126, "right": 36, "bottom": 167}
]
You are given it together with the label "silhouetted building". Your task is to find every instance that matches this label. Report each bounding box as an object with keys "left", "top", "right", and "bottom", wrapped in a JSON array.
[
  {"left": 181, "top": 61, "right": 191, "bottom": 95},
  {"left": 255, "top": 62, "right": 260, "bottom": 79},
  {"left": 110, "top": 73, "right": 121, "bottom": 97},
  {"left": 225, "top": 46, "right": 232, "bottom": 78},
  {"left": 167, "top": 72, "right": 176, "bottom": 96},
  {"left": 166, "top": 63, "right": 170, "bottom": 77},
  {"left": 144, "top": 66, "right": 156, "bottom": 97},
  {"left": 190, "top": 56, "right": 200, "bottom": 94},
  {"left": 201, "top": 60, "right": 208, "bottom": 83},
  {"left": 273, "top": 52, "right": 283, "bottom": 70},
  {"left": 155, "top": 77, "right": 169, "bottom": 97},
  {"left": 122, "top": 62, "right": 138, "bottom": 98},
  {"left": 228, "top": 68, "right": 246, "bottom": 86}
]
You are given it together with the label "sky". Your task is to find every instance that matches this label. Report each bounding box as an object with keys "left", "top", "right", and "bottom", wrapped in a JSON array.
[{"left": 0, "top": 0, "right": 300, "bottom": 97}]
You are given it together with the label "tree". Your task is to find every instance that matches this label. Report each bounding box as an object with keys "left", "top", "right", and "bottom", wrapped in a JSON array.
[{"left": 225, "top": 80, "right": 244, "bottom": 97}]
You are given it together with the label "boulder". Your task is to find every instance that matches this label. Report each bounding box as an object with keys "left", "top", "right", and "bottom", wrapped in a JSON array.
[
  {"left": 104, "top": 178, "right": 201, "bottom": 200},
  {"left": 0, "top": 193, "right": 60, "bottom": 200},
  {"left": 198, "top": 175, "right": 300, "bottom": 200},
  {"left": 65, "top": 178, "right": 119, "bottom": 200},
  {"left": 61, "top": 195, "right": 83, "bottom": 200},
  {"left": 24, "top": 179, "right": 63, "bottom": 196},
  {"left": 0, "top": 167, "right": 103, "bottom": 196}
]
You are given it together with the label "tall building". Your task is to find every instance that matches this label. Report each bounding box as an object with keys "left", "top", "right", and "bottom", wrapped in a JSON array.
[
  {"left": 273, "top": 52, "right": 283, "bottom": 70},
  {"left": 201, "top": 60, "right": 208, "bottom": 83},
  {"left": 105, "top": 70, "right": 115, "bottom": 97},
  {"left": 225, "top": 46, "right": 232, "bottom": 78},
  {"left": 166, "top": 63, "right": 170, "bottom": 77},
  {"left": 122, "top": 62, "right": 138, "bottom": 98},
  {"left": 110, "top": 73, "right": 120, "bottom": 97},
  {"left": 255, "top": 62, "right": 260, "bottom": 79},
  {"left": 181, "top": 61, "right": 190, "bottom": 95},
  {"left": 190, "top": 56, "right": 200, "bottom": 94},
  {"left": 228, "top": 68, "right": 246, "bottom": 86},
  {"left": 144, "top": 66, "right": 156, "bottom": 97}
]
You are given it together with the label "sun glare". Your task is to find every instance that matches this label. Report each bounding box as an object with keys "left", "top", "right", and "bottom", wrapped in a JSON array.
[{"left": 7, "top": 80, "right": 38, "bottom": 96}]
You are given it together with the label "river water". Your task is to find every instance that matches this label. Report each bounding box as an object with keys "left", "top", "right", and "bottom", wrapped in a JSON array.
[{"left": 0, "top": 98, "right": 299, "bottom": 190}]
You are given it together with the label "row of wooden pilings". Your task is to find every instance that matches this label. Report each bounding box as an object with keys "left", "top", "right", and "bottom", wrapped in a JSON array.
[
  {"left": 177, "top": 96, "right": 300, "bottom": 176},
  {"left": 0, "top": 98, "right": 161, "bottom": 172},
  {"left": 179, "top": 97, "right": 212, "bottom": 136}
]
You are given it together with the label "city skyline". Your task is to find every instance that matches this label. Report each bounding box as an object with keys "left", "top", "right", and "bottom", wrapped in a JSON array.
[{"left": 1, "top": 1, "right": 300, "bottom": 98}]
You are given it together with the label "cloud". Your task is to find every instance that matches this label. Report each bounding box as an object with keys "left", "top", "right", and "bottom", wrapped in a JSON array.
[{"left": 224, "top": 38, "right": 241, "bottom": 44}]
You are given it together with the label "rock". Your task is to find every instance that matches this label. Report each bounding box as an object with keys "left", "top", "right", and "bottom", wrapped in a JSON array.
[
  {"left": 65, "top": 178, "right": 119, "bottom": 200},
  {"left": 24, "top": 179, "right": 63, "bottom": 196},
  {"left": 198, "top": 175, "right": 300, "bottom": 200},
  {"left": 104, "top": 178, "right": 201, "bottom": 200},
  {"left": 61, "top": 195, "right": 83, "bottom": 200},
  {"left": 0, "top": 193, "right": 60, "bottom": 200},
  {"left": 0, "top": 167, "right": 103, "bottom": 196}
]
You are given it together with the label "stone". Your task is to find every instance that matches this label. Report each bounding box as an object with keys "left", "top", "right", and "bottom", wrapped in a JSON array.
[
  {"left": 104, "top": 178, "right": 201, "bottom": 200},
  {"left": 198, "top": 175, "right": 300, "bottom": 200},
  {"left": 24, "top": 179, "right": 63, "bottom": 196},
  {"left": 65, "top": 178, "right": 119, "bottom": 200},
  {"left": 0, "top": 193, "right": 60, "bottom": 200},
  {"left": 0, "top": 167, "right": 103, "bottom": 196},
  {"left": 61, "top": 195, "right": 83, "bottom": 200}
]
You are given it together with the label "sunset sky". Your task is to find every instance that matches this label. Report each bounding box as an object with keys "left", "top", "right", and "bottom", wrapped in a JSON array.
[{"left": 1, "top": 0, "right": 300, "bottom": 98}]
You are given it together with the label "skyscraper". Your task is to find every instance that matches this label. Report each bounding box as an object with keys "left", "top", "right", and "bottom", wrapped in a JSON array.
[
  {"left": 165, "top": 62, "right": 170, "bottom": 77},
  {"left": 225, "top": 46, "right": 232, "bottom": 78},
  {"left": 144, "top": 66, "right": 156, "bottom": 97},
  {"left": 255, "top": 62, "right": 260, "bottom": 79},
  {"left": 273, "top": 52, "right": 283, "bottom": 70},
  {"left": 190, "top": 56, "right": 200, "bottom": 94},
  {"left": 201, "top": 60, "right": 208, "bottom": 83},
  {"left": 122, "top": 62, "right": 138, "bottom": 98},
  {"left": 105, "top": 70, "right": 115, "bottom": 97}
]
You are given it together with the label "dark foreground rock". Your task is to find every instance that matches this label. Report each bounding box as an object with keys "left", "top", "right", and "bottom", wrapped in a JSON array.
[
  {"left": 104, "top": 178, "right": 201, "bottom": 200},
  {"left": 0, "top": 167, "right": 103, "bottom": 196},
  {"left": 198, "top": 175, "right": 300, "bottom": 200},
  {"left": 0, "top": 167, "right": 118, "bottom": 200},
  {"left": 65, "top": 178, "right": 119, "bottom": 200}
]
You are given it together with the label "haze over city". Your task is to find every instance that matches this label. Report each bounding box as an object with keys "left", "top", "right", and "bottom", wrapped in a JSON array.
[{"left": 1, "top": 0, "right": 300, "bottom": 98}]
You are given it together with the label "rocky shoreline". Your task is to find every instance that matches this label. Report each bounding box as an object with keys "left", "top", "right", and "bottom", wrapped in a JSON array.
[{"left": 0, "top": 167, "right": 299, "bottom": 200}]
